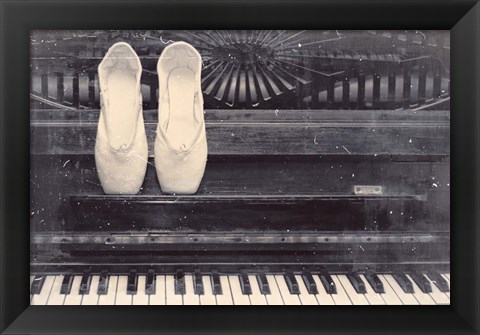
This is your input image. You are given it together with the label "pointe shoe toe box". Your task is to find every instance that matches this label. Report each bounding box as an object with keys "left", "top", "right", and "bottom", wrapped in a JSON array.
[
  {"left": 95, "top": 134, "right": 148, "bottom": 194},
  {"left": 154, "top": 133, "right": 207, "bottom": 194}
]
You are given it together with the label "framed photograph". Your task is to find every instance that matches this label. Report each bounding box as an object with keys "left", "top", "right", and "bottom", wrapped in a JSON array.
[{"left": 1, "top": 0, "right": 479, "bottom": 334}]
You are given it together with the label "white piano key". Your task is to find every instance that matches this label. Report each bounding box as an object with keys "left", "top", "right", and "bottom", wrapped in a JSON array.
[
  {"left": 199, "top": 276, "right": 217, "bottom": 305},
  {"left": 441, "top": 274, "right": 450, "bottom": 298},
  {"left": 311, "top": 275, "right": 335, "bottom": 305},
  {"left": 424, "top": 275, "right": 450, "bottom": 305},
  {"left": 228, "top": 275, "right": 250, "bottom": 305},
  {"left": 30, "top": 276, "right": 35, "bottom": 302},
  {"left": 31, "top": 276, "right": 55, "bottom": 305},
  {"left": 98, "top": 275, "right": 118, "bottom": 305},
  {"left": 165, "top": 275, "right": 183, "bottom": 305},
  {"left": 274, "top": 275, "right": 301, "bottom": 305},
  {"left": 248, "top": 275, "right": 267, "bottom": 305},
  {"left": 295, "top": 275, "right": 318, "bottom": 305},
  {"left": 359, "top": 274, "right": 385, "bottom": 305},
  {"left": 132, "top": 275, "right": 149, "bottom": 305},
  {"left": 46, "top": 275, "right": 66, "bottom": 305},
  {"left": 81, "top": 275, "right": 100, "bottom": 305},
  {"left": 377, "top": 275, "right": 402, "bottom": 305},
  {"left": 183, "top": 275, "right": 200, "bottom": 305},
  {"left": 64, "top": 276, "right": 84, "bottom": 305},
  {"left": 382, "top": 275, "right": 418, "bottom": 305},
  {"left": 215, "top": 276, "right": 234, "bottom": 305},
  {"left": 265, "top": 275, "right": 284, "bottom": 305},
  {"left": 115, "top": 276, "right": 132, "bottom": 305},
  {"left": 329, "top": 276, "right": 352, "bottom": 305},
  {"left": 336, "top": 275, "right": 369, "bottom": 305},
  {"left": 405, "top": 274, "right": 435, "bottom": 305},
  {"left": 149, "top": 275, "right": 166, "bottom": 305}
]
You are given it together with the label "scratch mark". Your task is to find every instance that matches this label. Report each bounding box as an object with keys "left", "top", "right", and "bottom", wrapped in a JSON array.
[
  {"left": 133, "top": 153, "right": 156, "bottom": 167},
  {"left": 160, "top": 36, "right": 175, "bottom": 44},
  {"left": 62, "top": 160, "right": 71, "bottom": 168},
  {"left": 342, "top": 146, "right": 352, "bottom": 154},
  {"left": 85, "top": 180, "right": 101, "bottom": 186},
  {"left": 416, "top": 30, "right": 427, "bottom": 40}
]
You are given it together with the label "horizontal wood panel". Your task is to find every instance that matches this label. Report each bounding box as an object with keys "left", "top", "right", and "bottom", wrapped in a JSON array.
[
  {"left": 31, "top": 233, "right": 449, "bottom": 266},
  {"left": 30, "top": 154, "right": 450, "bottom": 232},
  {"left": 30, "top": 110, "right": 450, "bottom": 156},
  {"left": 31, "top": 108, "right": 450, "bottom": 123},
  {"left": 50, "top": 194, "right": 430, "bottom": 232},
  {"left": 31, "top": 231, "right": 449, "bottom": 245}
]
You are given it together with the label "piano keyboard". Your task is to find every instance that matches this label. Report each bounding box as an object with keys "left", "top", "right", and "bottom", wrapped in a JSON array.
[{"left": 30, "top": 271, "right": 450, "bottom": 305}]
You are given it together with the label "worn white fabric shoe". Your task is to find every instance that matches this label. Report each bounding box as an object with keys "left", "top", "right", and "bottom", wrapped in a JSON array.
[
  {"left": 154, "top": 41, "right": 207, "bottom": 194},
  {"left": 95, "top": 42, "right": 148, "bottom": 194}
]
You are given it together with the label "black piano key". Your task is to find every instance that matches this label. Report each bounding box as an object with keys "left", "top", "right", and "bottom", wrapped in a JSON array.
[
  {"left": 392, "top": 273, "right": 414, "bottom": 294},
  {"left": 409, "top": 272, "right": 432, "bottom": 293},
  {"left": 79, "top": 271, "right": 91, "bottom": 294},
  {"left": 194, "top": 271, "right": 204, "bottom": 295},
  {"left": 127, "top": 269, "right": 138, "bottom": 295},
  {"left": 239, "top": 273, "right": 252, "bottom": 295},
  {"left": 301, "top": 272, "right": 318, "bottom": 295},
  {"left": 256, "top": 273, "right": 271, "bottom": 295},
  {"left": 145, "top": 269, "right": 155, "bottom": 295},
  {"left": 174, "top": 270, "right": 186, "bottom": 295},
  {"left": 284, "top": 272, "right": 300, "bottom": 295},
  {"left": 319, "top": 273, "right": 337, "bottom": 294},
  {"left": 347, "top": 273, "right": 366, "bottom": 294},
  {"left": 364, "top": 273, "right": 384, "bottom": 294},
  {"left": 60, "top": 274, "right": 74, "bottom": 295},
  {"left": 97, "top": 270, "right": 109, "bottom": 295},
  {"left": 211, "top": 271, "right": 222, "bottom": 295},
  {"left": 426, "top": 271, "right": 449, "bottom": 292},
  {"left": 31, "top": 275, "right": 46, "bottom": 295}
]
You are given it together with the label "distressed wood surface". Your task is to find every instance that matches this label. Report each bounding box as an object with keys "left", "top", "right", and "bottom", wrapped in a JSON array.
[
  {"left": 30, "top": 109, "right": 450, "bottom": 156},
  {"left": 30, "top": 154, "right": 450, "bottom": 232}
]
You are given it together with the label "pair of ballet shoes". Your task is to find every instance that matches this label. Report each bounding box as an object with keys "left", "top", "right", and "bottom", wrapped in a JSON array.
[{"left": 95, "top": 41, "right": 207, "bottom": 195}]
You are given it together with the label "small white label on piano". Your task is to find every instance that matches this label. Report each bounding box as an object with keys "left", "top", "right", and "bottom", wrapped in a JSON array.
[{"left": 354, "top": 185, "right": 383, "bottom": 195}]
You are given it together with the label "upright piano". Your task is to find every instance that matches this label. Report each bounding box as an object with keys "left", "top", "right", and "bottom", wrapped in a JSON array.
[{"left": 29, "top": 30, "right": 450, "bottom": 305}]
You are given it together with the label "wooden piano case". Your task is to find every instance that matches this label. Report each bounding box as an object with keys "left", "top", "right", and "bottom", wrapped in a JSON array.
[{"left": 29, "top": 31, "right": 450, "bottom": 276}]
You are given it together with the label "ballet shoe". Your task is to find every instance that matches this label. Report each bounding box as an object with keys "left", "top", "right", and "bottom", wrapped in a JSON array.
[
  {"left": 154, "top": 41, "right": 207, "bottom": 194},
  {"left": 95, "top": 42, "right": 148, "bottom": 194}
]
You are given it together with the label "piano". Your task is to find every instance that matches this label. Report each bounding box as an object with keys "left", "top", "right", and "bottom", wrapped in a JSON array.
[{"left": 29, "top": 30, "right": 450, "bottom": 305}]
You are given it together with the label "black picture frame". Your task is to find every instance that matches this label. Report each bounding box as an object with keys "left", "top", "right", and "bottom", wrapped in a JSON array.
[{"left": 1, "top": 0, "right": 479, "bottom": 334}]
